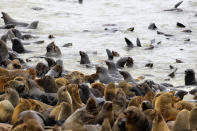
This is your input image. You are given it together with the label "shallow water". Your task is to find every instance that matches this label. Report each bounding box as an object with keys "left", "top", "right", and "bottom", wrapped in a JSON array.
[{"left": 0, "top": 0, "right": 197, "bottom": 95}]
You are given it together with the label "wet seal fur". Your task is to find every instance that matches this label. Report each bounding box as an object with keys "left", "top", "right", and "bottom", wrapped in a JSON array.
[{"left": 46, "top": 42, "right": 61, "bottom": 57}]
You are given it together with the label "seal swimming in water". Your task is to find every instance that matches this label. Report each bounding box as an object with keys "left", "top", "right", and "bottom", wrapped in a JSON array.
[
  {"left": 185, "top": 69, "right": 197, "bottom": 86},
  {"left": 46, "top": 42, "right": 61, "bottom": 57},
  {"left": 119, "top": 71, "right": 137, "bottom": 85},
  {"left": 79, "top": 51, "right": 90, "bottom": 64},
  {"left": 96, "top": 66, "right": 114, "bottom": 84},
  {"left": 116, "top": 57, "right": 134, "bottom": 68},
  {"left": 105, "top": 60, "right": 122, "bottom": 79},
  {"left": 1, "top": 12, "right": 39, "bottom": 28},
  {"left": 11, "top": 38, "right": 31, "bottom": 53}
]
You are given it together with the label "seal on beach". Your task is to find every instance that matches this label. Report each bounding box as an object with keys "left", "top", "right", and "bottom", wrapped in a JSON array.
[
  {"left": 79, "top": 51, "right": 90, "bottom": 64},
  {"left": 124, "top": 106, "right": 151, "bottom": 131}
]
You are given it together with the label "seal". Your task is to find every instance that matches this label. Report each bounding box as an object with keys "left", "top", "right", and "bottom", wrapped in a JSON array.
[
  {"left": 86, "top": 97, "right": 99, "bottom": 116},
  {"left": 172, "top": 109, "right": 190, "bottom": 131},
  {"left": 12, "top": 110, "right": 45, "bottom": 131},
  {"left": 79, "top": 51, "right": 90, "bottom": 64},
  {"left": 5, "top": 88, "right": 20, "bottom": 107},
  {"left": 104, "top": 83, "right": 116, "bottom": 101},
  {"left": 0, "top": 40, "right": 8, "bottom": 64},
  {"left": 95, "top": 101, "right": 114, "bottom": 125},
  {"left": 1, "top": 12, "right": 39, "bottom": 29},
  {"left": 46, "top": 42, "right": 61, "bottom": 57},
  {"left": 116, "top": 57, "right": 133, "bottom": 68},
  {"left": 123, "top": 106, "right": 151, "bottom": 131},
  {"left": 57, "top": 86, "right": 72, "bottom": 105},
  {"left": 119, "top": 71, "right": 137, "bottom": 84},
  {"left": 189, "top": 106, "right": 197, "bottom": 129},
  {"left": 174, "top": 90, "right": 188, "bottom": 100},
  {"left": 11, "top": 38, "right": 31, "bottom": 54},
  {"left": 112, "top": 88, "right": 126, "bottom": 117},
  {"left": 105, "top": 61, "right": 122, "bottom": 80},
  {"left": 185, "top": 69, "right": 197, "bottom": 85},
  {"left": 46, "top": 64, "right": 63, "bottom": 78},
  {"left": 61, "top": 107, "right": 94, "bottom": 130},
  {"left": 101, "top": 118, "right": 112, "bottom": 131},
  {"left": 96, "top": 66, "right": 114, "bottom": 84},
  {"left": 67, "top": 84, "right": 85, "bottom": 111},
  {"left": 151, "top": 111, "right": 170, "bottom": 131},
  {"left": 79, "top": 83, "right": 95, "bottom": 104},
  {"left": 57, "top": 102, "right": 73, "bottom": 121},
  {"left": 36, "top": 75, "right": 58, "bottom": 93},
  {"left": 1, "top": 12, "right": 28, "bottom": 27},
  {"left": 36, "top": 62, "right": 49, "bottom": 77},
  {"left": 154, "top": 92, "right": 179, "bottom": 121},
  {"left": 0, "top": 100, "right": 14, "bottom": 122},
  {"left": 7, "top": 59, "right": 22, "bottom": 70}
]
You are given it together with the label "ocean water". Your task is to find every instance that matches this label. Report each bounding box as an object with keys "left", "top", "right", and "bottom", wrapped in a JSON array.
[{"left": 0, "top": 0, "right": 197, "bottom": 95}]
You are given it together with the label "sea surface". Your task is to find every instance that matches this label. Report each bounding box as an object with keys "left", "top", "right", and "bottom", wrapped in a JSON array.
[{"left": 0, "top": 0, "right": 197, "bottom": 98}]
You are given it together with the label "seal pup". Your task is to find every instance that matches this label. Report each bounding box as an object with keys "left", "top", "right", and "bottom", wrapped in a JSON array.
[
  {"left": 46, "top": 42, "right": 61, "bottom": 57},
  {"left": 11, "top": 38, "right": 31, "bottom": 53},
  {"left": 0, "top": 40, "right": 8, "bottom": 64},
  {"left": 185, "top": 69, "right": 197, "bottom": 86},
  {"left": 79, "top": 51, "right": 90, "bottom": 64}
]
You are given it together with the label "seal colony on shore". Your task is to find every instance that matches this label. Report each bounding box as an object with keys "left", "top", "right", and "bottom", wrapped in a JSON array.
[{"left": 0, "top": 0, "right": 197, "bottom": 130}]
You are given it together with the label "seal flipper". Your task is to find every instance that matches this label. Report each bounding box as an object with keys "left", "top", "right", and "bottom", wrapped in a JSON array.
[
  {"left": 124, "top": 37, "right": 133, "bottom": 47},
  {"left": 106, "top": 49, "right": 113, "bottom": 60}
]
